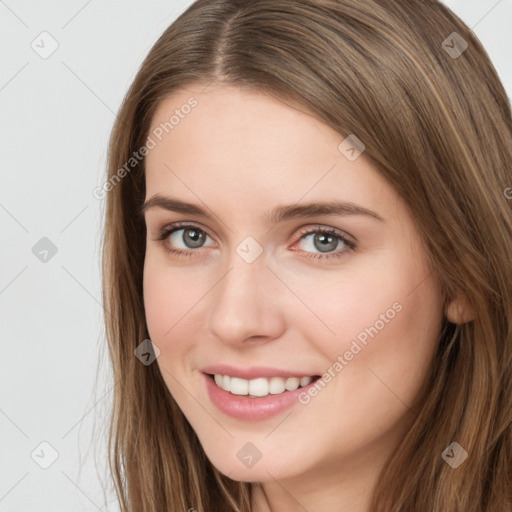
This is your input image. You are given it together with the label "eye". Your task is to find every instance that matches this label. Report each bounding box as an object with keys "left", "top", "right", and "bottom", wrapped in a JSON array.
[
  {"left": 154, "top": 222, "right": 215, "bottom": 257},
  {"left": 293, "top": 226, "right": 356, "bottom": 260},
  {"left": 153, "top": 222, "right": 356, "bottom": 261}
]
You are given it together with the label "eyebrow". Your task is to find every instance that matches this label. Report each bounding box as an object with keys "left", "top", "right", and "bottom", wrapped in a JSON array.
[{"left": 138, "top": 194, "right": 384, "bottom": 224}]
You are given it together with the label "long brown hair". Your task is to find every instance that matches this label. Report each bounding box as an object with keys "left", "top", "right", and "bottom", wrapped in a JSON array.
[{"left": 101, "top": 1, "right": 512, "bottom": 510}]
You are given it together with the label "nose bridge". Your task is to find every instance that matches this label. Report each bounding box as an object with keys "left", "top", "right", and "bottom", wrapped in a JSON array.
[
  {"left": 207, "top": 247, "right": 283, "bottom": 343},
  {"left": 215, "top": 252, "right": 268, "bottom": 317}
]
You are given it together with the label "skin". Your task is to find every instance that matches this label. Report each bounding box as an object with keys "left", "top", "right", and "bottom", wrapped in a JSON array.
[{"left": 142, "top": 83, "right": 448, "bottom": 512}]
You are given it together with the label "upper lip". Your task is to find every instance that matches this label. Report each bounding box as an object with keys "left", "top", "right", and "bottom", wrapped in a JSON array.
[{"left": 201, "top": 364, "right": 319, "bottom": 380}]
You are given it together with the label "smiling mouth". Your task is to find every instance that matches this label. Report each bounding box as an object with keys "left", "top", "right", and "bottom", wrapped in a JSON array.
[{"left": 207, "top": 373, "right": 322, "bottom": 398}]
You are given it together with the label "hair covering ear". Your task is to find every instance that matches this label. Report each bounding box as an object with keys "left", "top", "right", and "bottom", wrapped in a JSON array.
[{"left": 446, "top": 293, "right": 475, "bottom": 324}]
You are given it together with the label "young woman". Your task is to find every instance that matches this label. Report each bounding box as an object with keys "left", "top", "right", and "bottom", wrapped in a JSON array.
[{"left": 100, "top": 1, "right": 512, "bottom": 510}]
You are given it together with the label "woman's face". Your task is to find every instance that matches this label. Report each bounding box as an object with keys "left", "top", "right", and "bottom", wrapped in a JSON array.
[{"left": 142, "top": 84, "right": 444, "bottom": 489}]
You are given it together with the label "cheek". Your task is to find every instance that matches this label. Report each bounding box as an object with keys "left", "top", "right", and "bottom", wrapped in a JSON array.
[
  {"left": 277, "top": 256, "right": 406, "bottom": 351},
  {"left": 289, "top": 250, "right": 443, "bottom": 381},
  {"left": 142, "top": 253, "right": 223, "bottom": 377},
  {"left": 142, "top": 256, "right": 203, "bottom": 402},
  {"left": 286, "top": 259, "right": 443, "bottom": 458},
  {"left": 142, "top": 255, "right": 199, "bottom": 344}
]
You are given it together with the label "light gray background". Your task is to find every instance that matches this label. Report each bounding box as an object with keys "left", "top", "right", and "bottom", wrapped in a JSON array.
[{"left": 1, "top": 1, "right": 511, "bottom": 510}]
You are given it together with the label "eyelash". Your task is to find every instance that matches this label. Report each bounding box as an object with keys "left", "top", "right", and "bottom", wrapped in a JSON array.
[{"left": 153, "top": 222, "right": 356, "bottom": 261}]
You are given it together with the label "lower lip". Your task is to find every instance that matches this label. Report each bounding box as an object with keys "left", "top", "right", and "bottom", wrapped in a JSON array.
[{"left": 203, "top": 373, "right": 318, "bottom": 421}]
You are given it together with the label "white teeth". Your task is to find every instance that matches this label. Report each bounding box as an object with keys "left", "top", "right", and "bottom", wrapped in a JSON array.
[
  {"left": 212, "top": 374, "right": 315, "bottom": 397},
  {"left": 300, "top": 376, "right": 313, "bottom": 387},
  {"left": 269, "top": 376, "right": 285, "bottom": 394},
  {"left": 230, "top": 377, "right": 248, "bottom": 395},
  {"left": 248, "top": 378, "right": 269, "bottom": 397},
  {"left": 284, "top": 377, "right": 300, "bottom": 391}
]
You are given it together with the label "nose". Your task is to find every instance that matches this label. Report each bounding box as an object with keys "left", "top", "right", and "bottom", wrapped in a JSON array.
[{"left": 207, "top": 251, "right": 286, "bottom": 346}]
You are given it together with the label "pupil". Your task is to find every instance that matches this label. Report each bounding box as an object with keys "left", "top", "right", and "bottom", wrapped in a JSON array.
[
  {"left": 184, "top": 229, "right": 205, "bottom": 248},
  {"left": 315, "top": 233, "right": 337, "bottom": 253}
]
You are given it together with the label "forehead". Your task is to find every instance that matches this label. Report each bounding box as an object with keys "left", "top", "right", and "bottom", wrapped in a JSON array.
[
  {"left": 144, "top": 84, "right": 395, "bottom": 217},
  {"left": 147, "top": 84, "right": 336, "bottom": 164}
]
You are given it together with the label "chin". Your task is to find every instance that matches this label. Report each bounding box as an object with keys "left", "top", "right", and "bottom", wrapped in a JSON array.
[{"left": 202, "top": 444, "right": 304, "bottom": 483}]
